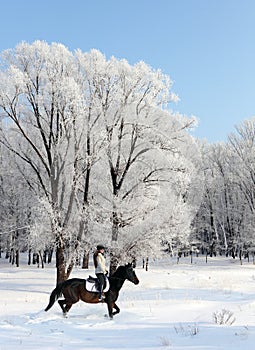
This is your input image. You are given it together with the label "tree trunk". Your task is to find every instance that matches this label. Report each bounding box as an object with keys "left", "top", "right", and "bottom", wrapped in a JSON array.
[
  {"left": 109, "top": 205, "right": 119, "bottom": 275},
  {"left": 28, "top": 249, "right": 31, "bottom": 265},
  {"left": 48, "top": 249, "right": 53, "bottom": 263},
  {"left": 56, "top": 246, "right": 67, "bottom": 285},
  {"left": 82, "top": 250, "right": 89, "bottom": 269},
  {"left": 15, "top": 250, "right": 19, "bottom": 267},
  {"left": 111, "top": 202, "right": 119, "bottom": 241},
  {"left": 39, "top": 251, "right": 44, "bottom": 268},
  {"left": 43, "top": 250, "right": 47, "bottom": 264},
  {"left": 33, "top": 253, "right": 39, "bottom": 265},
  {"left": 110, "top": 253, "right": 119, "bottom": 276},
  {"left": 145, "top": 257, "right": 149, "bottom": 271}
]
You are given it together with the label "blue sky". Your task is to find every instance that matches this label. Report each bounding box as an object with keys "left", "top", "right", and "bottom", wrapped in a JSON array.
[{"left": 0, "top": 0, "right": 255, "bottom": 142}]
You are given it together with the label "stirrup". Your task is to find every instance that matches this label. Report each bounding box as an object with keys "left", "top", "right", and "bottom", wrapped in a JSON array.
[{"left": 98, "top": 293, "right": 105, "bottom": 301}]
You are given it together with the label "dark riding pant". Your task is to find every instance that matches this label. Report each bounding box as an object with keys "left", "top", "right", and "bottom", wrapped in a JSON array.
[{"left": 96, "top": 273, "right": 106, "bottom": 299}]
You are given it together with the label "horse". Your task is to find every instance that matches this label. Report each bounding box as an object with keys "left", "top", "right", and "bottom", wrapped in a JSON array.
[{"left": 45, "top": 263, "right": 139, "bottom": 319}]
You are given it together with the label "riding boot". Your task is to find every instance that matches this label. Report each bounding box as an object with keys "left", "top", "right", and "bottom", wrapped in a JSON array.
[{"left": 98, "top": 285, "right": 105, "bottom": 301}]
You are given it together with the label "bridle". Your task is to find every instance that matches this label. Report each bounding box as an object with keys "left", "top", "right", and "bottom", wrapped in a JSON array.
[{"left": 110, "top": 267, "right": 136, "bottom": 283}]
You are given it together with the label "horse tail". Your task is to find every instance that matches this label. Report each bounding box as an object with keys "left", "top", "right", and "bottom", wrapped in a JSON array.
[{"left": 45, "top": 282, "right": 64, "bottom": 312}]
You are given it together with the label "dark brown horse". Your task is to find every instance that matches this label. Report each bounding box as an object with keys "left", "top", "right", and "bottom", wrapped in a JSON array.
[{"left": 45, "top": 263, "right": 139, "bottom": 318}]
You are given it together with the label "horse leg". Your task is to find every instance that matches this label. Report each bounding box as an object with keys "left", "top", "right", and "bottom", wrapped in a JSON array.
[
  {"left": 107, "top": 302, "right": 114, "bottom": 319},
  {"left": 58, "top": 287, "right": 80, "bottom": 316},
  {"left": 64, "top": 302, "right": 73, "bottom": 314},
  {"left": 58, "top": 299, "right": 67, "bottom": 315},
  {"left": 58, "top": 298, "right": 74, "bottom": 316},
  {"left": 112, "top": 303, "right": 120, "bottom": 316},
  {"left": 107, "top": 302, "right": 120, "bottom": 318}
]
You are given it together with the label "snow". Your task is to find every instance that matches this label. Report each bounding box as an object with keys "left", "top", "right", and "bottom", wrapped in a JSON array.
[{"left": 1, "top": 255, "right": 255, "bottom": 349}]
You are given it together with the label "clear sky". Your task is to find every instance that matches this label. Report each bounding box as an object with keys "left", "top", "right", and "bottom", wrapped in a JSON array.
[{"left": 0, "top": 0, "right": 254, "bottom": 142}]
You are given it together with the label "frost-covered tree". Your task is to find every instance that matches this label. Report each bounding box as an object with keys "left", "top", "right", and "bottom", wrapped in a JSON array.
[
  {"left": 0, "top": 142, "right": 34, "bottom": 265},
  {"left": 227, "top": 118, "right": 255, "bottom": 257},
  {"left": 193, "top": 119, "right": 255, "bottom": 260},
  {"left": 78, "top": 52, "right": 201, "bottom": 272},
  {"left": 192, "top": 143, "right": 236, "bottom": 255},
  {"left": 0, "top": 41, "right": 202, "bottom": 279},
  {"left": 0, "top": 41, "right": 93, "bottom": 282}
]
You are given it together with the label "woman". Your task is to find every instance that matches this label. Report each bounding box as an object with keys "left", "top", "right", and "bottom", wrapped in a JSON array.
[{"left": 93, "top": 244, "right": 107, "bottom": 301}]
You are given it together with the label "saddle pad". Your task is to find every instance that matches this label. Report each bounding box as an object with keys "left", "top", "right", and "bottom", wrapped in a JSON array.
[{"left": 85, "top": 277, "right": 110, "bottom": 293}]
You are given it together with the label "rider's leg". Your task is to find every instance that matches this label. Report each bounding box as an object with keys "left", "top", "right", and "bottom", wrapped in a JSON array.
[{"left": 96, "top": 273, "right": 105, "bottom": 300}]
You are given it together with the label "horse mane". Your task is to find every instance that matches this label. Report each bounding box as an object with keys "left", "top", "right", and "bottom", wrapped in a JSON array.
[{"left": 111, "top": 264, "right": 132, "bottom": 278}]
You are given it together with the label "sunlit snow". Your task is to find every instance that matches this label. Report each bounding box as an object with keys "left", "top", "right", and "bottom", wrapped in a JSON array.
[{"left": 1, "top": 255, "right": 255, "bottom": 349}]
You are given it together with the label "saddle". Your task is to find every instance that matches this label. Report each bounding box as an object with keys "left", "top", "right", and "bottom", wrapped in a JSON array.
[
  {"left": 87, "top": 275, "right": 98, "bottom": 284},
  {"left": 85, "top": 275, "right": 110, "bottom": 293}
]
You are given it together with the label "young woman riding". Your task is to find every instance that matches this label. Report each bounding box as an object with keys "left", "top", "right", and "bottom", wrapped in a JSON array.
[{"left": 93, "top": 244, "right": 107, "bottom": 301}]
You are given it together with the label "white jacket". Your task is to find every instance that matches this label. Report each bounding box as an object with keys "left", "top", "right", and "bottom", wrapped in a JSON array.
[{"left": 95, "top": 252, "right": 107, "bottom": 274}]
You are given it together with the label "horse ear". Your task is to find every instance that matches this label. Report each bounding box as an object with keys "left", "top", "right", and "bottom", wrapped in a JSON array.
[{"left": 125, "top": 262, "right": 133, "bottom": 268}]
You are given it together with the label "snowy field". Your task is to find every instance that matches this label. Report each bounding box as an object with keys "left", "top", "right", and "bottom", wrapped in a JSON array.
[{"left": 1, "top": 255, "right": 255, "bottom": 349}]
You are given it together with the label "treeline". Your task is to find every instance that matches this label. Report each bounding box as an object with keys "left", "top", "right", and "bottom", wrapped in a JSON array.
[{"left": 192, "top": 118, "right": 255, "bottom": 261}]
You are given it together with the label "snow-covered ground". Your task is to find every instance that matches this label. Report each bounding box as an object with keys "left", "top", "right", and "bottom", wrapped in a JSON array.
[{"left": 1, "top": 255, "right": 255, "bottom": 349}]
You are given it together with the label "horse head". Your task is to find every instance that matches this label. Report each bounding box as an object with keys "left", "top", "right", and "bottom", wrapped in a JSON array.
[{"left": 124, "top": 263, "right": 139, "bottom": 285}]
